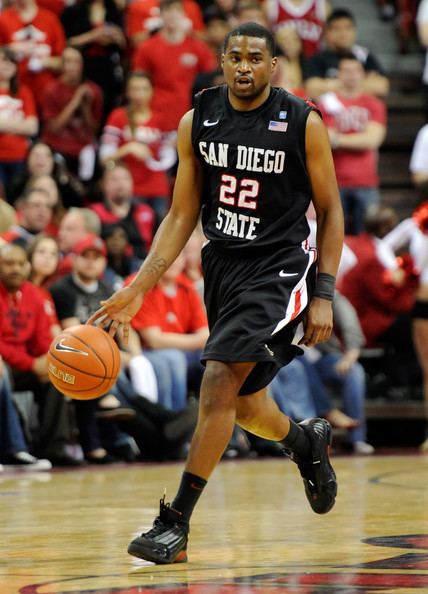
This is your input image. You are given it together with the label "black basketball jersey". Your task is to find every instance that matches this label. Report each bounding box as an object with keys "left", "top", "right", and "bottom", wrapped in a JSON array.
[{"left": 192, "top": 85, "right": 316, "bottom": 254}]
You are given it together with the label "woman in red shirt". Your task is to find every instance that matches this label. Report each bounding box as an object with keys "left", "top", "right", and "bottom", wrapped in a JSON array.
[
  {"left": 99, "top": 72, "right": 176, "bottom": 227},
  {"left": 0, "top": 47, "right": 38, "bottom": 200}
]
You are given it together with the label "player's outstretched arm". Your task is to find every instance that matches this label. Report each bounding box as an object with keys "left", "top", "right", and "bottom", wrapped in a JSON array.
[
  {"left": 300, "top": 110, "right": 344, "bottom": 348},
  {"left": 87, "top": 110, "right": 203, "bottom": 339}
]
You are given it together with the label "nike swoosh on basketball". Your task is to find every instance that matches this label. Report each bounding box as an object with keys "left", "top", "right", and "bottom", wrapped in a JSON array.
[
  {"left": 203, "top": 119, "right": 219, "bottom": 127},
  {"left": 279, "top": 270, "right": 299, "bottom": 277},
  {"left": 55, "top": 338, "right": 89, "bottom": 356}
]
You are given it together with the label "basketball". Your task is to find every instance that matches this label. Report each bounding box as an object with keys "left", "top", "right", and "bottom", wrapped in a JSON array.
[{"left": 47, "top": 324, "right": 121, "bottom": 400}]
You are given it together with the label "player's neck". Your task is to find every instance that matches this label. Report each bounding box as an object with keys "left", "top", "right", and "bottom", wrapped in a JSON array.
[{"left": 227, "top": 85, "right": 272, "bottom": 112}]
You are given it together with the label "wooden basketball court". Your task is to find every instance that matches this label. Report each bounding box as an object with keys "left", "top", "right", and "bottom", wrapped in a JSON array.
[{"left": 2, "top": 453, "right": 428, "bottom": 593}]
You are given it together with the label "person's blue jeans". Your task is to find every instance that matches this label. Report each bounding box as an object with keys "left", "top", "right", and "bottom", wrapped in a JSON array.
[
  {"left": 270, "top": 358, "right": 317, "bottom": 421},
  {"left": 144, "top": 349, "right": 188, "bottom": 411},
  {"left": 0, "top": 369, "right": 28, "bottom": 458},
  {"left": 305, "top": 353, "right": 367, "bottom": 443},
  {"left": 340, "top": 187, "right": 380, "bottom": 235}
]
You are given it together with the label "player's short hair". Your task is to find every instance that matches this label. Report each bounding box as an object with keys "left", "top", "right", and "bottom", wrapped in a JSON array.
[
  {"left": 326, "top": 8, "right": 356, "bottom": 27},
  {"left": 223, "top": 22, "right": 276, "bottom": 56}
]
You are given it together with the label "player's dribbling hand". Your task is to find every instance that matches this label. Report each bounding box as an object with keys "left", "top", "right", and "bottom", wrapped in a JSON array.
[
  {"left": 299, "top": 297, "right": 333, "bottom": 347},
  {"left": 86, "top": 286, "right": 144, "bottom": 343}
]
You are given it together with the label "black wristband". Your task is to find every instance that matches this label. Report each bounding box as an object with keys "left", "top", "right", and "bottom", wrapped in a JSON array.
[{"left": 313, "top": 272, "right": 336, "bottom": 301}]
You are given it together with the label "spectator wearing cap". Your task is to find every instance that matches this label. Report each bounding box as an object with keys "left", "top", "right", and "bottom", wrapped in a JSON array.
[
  {"left": 1, "top": 188, "right": 53, "bottom": 248},
  {"left": 90, "top": 163, "right": 156, "bottom": 258},
  {"left": 49, "top": 233, "right": 134, "bottom": 463},
  {"left": 303, "top": 8, "right": 389, "bottom": 100},
  {"left": 0, "top": 0, "right": 66, "bottom": 110}
]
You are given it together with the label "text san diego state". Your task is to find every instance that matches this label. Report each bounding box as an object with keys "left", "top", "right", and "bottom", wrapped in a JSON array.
[{"left": 199, "top": 142, "right": 285, "bottom": 173}]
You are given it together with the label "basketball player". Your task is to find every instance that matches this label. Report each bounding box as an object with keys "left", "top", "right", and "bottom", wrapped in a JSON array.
[{"left": 89, "top": 22, "right": 344, "bottom": 564}]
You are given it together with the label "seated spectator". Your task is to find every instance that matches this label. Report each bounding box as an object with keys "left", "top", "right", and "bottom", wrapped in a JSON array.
[
  {"left": 61, "top": 0, "right": 126, "bottom": 118},
  {"left": 273, "top": 26, "right": 307, "bottom": 96},
  {"left": 91, "top": 163, "right": 156, "bottom": 259},
  {"left": 0, "top": 243, "right": 75, "bottom": 465},
  {"left": 0, "top": 198, "right": 17, "bottom": 235},
  {"left": 41, "top": 46, "right": 103, "bottom": 182},
  {"left": 268, "top": 0, "right": 329, "bottom": 58},
  {"left": 27, "top": 234, "right": 61, "bottom": 337},
  {"left": 270, "top": 346, "right": 360, "bottom": 434},
  {"left": 339, "top": 205, "right": 417, "bottom": 353},
  {"left": 302, "top": 291, "right": 374, "bottom": 455},
  {"left": 303, "top": 8, "right": 390, "bottom": 100},
  {"left": 99, "top": 73, "right": 176, "bottom": 224},
  {"left": 0, "top": 0, "right": 66, "bottom": 110},
  {"left": 49, "top": 233, "right": 196, "bottom": 461},
  {"left": 317, "top": 53, "right": 387, "bottom": 234},
  {"left": 383, "top": 202, "right": 428, "bottom": 451},
  {"left": 24, "top": 174, "right": 66, "bottom": 236},
  {"left": 1, "top": 188, "right": 53, "bottom": 247},
  {"left": 129, "top": 251, "right": 209, "bottom": 410},
  {"left": 126, "top": 0, "right": 205, "bottom": 49},
  {"left": 49, "top": 233, "right": 136, "bottom": 463},
  {"left": 182, "top": 226, "right": 205, "bottom": 297},
  {"left": 132, "top": 0, "right": 216, "bottom": 130},
  {"left": 103, "top": 225, "right": 142, "bottom": 291},
  {"left": 8, "top": 141, "right": 85, "bottom": 208},
  {"left": 410, "top": 123, "right": 428, "bottom": 189},
  {"left": 0, "top": 358, "right": 52, "bottom": 470},
  {"left": 56, "top": 206, "right": 101, "bottom": 276},
  {"left": 0, "top": 47, "right": 38, "bottom": 200}
]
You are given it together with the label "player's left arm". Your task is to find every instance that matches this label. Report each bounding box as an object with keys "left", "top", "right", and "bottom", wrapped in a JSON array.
[{"left": 300, "top": 110, "right": 344, "bottom": 347}]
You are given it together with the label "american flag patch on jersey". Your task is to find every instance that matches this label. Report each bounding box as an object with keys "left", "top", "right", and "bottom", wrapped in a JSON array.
[{"left": 268, "top": 121, "right": 288, "bottom": 132}]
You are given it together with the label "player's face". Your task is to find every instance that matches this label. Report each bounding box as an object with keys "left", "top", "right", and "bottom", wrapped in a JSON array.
[{"left": 222, "top": 36, "right": 276, "bottom": 101}]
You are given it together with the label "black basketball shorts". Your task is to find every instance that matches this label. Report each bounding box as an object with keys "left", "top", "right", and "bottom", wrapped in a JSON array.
[{"left": 201, "top": 241, "right": 317, "bottom": 395}]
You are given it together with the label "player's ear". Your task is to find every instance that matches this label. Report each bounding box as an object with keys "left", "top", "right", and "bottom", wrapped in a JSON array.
[{"left": 271, "top": 56, "right": 278, "bottom": 73}]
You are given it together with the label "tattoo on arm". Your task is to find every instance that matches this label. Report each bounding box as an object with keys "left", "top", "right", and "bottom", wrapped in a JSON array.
[{"left": 141, "top": 252, "right": 168, "bottom": 280}]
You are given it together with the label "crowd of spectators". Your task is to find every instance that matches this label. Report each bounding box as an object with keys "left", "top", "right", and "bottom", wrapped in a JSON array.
[{"left": 1, "top": 0, "right": 428, "bottom": 474}]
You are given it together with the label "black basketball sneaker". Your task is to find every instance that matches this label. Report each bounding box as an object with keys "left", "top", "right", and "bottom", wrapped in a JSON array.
[
  {"left": 285, "top": 418, "right": 337, "bottom": 514},
  {"left": 127, "top": 496, "right": 189, "bottom": 564}
]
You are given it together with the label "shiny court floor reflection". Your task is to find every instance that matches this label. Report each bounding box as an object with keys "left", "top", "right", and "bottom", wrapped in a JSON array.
[{"left": 2, "top": 454, "right": 428, "bottom": 594}]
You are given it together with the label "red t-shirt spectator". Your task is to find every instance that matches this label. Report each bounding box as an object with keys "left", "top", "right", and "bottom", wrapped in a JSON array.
[
  {"left": 129, "top": 272, "right": 208, "bottom": 342},
  {"left": 0, "top": 85, "right": 37, "bottom": 161},
  {"left": 0, "top": 6, "right": 66, "bottom": 107},
  {"left": 338, "top": 233, "right": 415, "bottom": 346},
  {"left": 0, "top": 280, "right": 53, "bottom": 371},
  {"left": 318, "top": 92, "right": 386, "bottom": 188},
  {"left": 41, "top": 79, "right": 103, "bottom": 157},
  {"left": 36, "top": 0, "right": 66, "bottom": 16},
  {"left": 269, "top": 0, "right": 327, "bottom": 57},
  {"left": 126, "top": 0, "right": 204, "bottom": 45},
  {"left": 100, "top": 107, "right": 175, "bottom": 198},
  {"left": 133, "top": 33, "right": 216, "bottom": 129}
]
